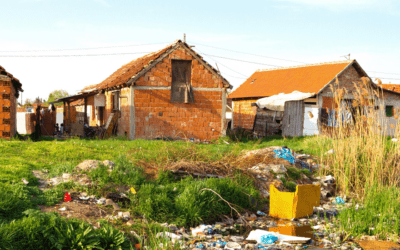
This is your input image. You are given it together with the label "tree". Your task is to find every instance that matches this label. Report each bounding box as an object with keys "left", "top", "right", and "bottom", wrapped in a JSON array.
[
  {"left": 24, "top": 98, "right": 32, "bottom": 106},
  {"left": 34, "top": 96, "right": 43, "bottom": 104},
  {"left": 47, "top": 90, "right": 69, "bottom": 105}
]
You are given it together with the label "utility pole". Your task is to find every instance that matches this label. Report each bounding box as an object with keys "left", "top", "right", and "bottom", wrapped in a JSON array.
[{"left": 183, "top": 33, "right": 186, "bottom": 43}]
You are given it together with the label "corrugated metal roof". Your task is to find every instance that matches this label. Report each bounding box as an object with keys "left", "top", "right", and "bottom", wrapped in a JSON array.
[{"left": 228, "top": 61, "right": 352, "bottom": 99}]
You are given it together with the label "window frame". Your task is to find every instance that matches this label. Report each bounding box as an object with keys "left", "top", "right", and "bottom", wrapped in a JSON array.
[
  {"left": 386, "top": 105, "right": 394, "bottom": 117},
  {"left": 170, "top": 59, "right": 193, "bottom": 104}
]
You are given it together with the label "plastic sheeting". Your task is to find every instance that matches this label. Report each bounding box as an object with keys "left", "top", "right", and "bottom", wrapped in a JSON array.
[{"left": 255, "top": 91, "right": 315, "bottom": 111}]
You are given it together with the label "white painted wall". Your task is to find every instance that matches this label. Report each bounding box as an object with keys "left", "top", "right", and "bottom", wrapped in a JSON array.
[
  {"left": 303, "top": 105, "right": 319, "bottom": 136},
  {"left": 17, "top": 112, "right": 27, "bottom": 134}
]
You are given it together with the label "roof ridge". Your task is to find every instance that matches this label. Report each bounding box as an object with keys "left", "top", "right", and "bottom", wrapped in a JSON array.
[{"left": 256, "top": 60, "right": 353, "bottom": 72}]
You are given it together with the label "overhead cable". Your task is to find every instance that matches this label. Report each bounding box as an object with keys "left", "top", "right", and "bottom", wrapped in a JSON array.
[
  {"left": 0, "top": 42, "right": 169, "bottom": 53},
  {"left": 193, "top": 42, "right": 307, "bottom": 64},
  {"left": 0, "top": 52, "right": 152, "bottom": 57}
]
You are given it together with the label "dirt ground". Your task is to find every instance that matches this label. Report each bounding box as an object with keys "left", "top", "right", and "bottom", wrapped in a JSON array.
[
  {"left": 39, "top": 199, "right": 113, "bottom": 226},
  {"left": 357, "top": 240, "right": 400, "bottom": 250}
]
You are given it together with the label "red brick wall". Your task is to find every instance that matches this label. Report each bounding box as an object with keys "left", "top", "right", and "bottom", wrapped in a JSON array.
[
  {"left": 134, "top": 89, "right": 222, "bottom": 140},
  {"left": 231, "top": 98, "right": 258, "bottom": 130},
  {"left": 132, "top": 47, "right": 224, "bottom": 140},
  {"left": 0, "top": 78, "right": 15, "bottom": 139}
]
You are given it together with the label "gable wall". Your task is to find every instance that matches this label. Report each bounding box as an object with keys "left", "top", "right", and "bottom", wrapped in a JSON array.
[
  {"left": 130, "top": 46, "right": 225, "bottom": 140},
  {"left": 319, "top": 64, "right": 364, "bottom": 107},
  {"left": 318, "top": 64, "right": 400, "bottom": 136}
]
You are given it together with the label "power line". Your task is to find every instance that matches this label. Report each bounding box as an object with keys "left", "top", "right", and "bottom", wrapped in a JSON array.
[
  {"left": 199, "top": 53, "right": 281, "bottom": 67},
  {"left": 0, "top": 52, "right": 152, "bottom": 57},
  {"left": 194, "top": 48, "right": 250, "bottom": 78},
  {"left": 193, "top": 42, "right": 307, "bottom": 64},
  {"left": 368, "top": 71, "right": 400, "bottom": 76},
  {"left": 371, "top": 76, "right": 400, "bottom": 81},
  {"left": 0, "top": 42, "right": 169, "bottom": 53}
]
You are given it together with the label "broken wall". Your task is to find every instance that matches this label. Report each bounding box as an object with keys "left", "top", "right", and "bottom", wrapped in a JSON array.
[
  {"left": 0, "top": 76, "right": 16, "bottom": 139},
  {"left": 253, "top": 109, "right": 283, "bottom": 137},
  {"left": 231, "top": 98, "right": 258, "bottom": 130}
]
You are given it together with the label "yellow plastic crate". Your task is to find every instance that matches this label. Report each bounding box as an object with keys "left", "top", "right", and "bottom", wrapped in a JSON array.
[{"left": 269, "top": 184, "right": 321, "bottom": 220}]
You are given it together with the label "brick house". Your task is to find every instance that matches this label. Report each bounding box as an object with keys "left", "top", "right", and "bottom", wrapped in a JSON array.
[
  {"left": 58, "top": 40, "right": 232, "bottom": 140},
  {"left": 0, "top": 66, "right": 23, "bottom": 139},
  {"left": 228, "top": 60, "right": 400, "bottom": 136}
]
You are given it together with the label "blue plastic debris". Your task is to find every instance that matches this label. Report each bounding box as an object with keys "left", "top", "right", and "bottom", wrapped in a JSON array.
[
  {"left": 207, "top": 228, "right": 214, "bottom": 235},
  {"left": 273, "top": 147, "right": 295, "bottom": 164},
  {"left": 333, "top": 197, "right": 345, "bottom": 205},
  {"left": 261, "top": 234, "right": 278, "bottom": 244},
  {"left": 257, "top": 211, "right": 266, "bottom": 216},
  {"left": 196, "top": 244, "right": 206, "bottom": 249},
  {"left": 257, "top": 245, "right": 266, "bottom": 249},
  {"left": 216, "top": 240, "right": 227, "bottom": 247}
]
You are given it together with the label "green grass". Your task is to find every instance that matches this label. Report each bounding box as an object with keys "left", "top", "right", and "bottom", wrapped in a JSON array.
[
  {"left": 335, "top": 185, "right": 400, "bottom": 241},
  {"left": 0, "top": 209, "right": 133, "bottom": 250}
]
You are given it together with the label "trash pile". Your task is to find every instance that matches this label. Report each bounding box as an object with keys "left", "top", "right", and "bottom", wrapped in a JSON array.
[{"left": 28, "top": 147, "right": 364, "bottom": 249}]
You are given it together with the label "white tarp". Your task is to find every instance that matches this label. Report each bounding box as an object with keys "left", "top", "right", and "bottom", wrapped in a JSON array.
[{"left": 255, "top": 91, "right": 315, "bottom": 112}]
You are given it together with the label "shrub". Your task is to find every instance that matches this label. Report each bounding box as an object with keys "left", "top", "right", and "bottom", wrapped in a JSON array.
[{"left": 132, "top": 176, "right": 261, "bottom": 227}]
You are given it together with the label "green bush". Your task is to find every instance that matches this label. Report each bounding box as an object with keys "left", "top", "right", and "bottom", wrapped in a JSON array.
[
  {"left": 0, "top": 210, "right": 133, "bottom": 250},
  {"left": 132, "top": 176, "right": 261, "bottom": 227}
]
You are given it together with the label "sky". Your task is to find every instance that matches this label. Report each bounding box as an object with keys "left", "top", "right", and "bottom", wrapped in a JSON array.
[{"left": 1, "top": 0, "right": 400, "bottom": 103}]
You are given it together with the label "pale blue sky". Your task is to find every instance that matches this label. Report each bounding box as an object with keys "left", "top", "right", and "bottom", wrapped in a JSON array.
[{"left": 1, "top": 0, "right": 400, "bottom": 102}]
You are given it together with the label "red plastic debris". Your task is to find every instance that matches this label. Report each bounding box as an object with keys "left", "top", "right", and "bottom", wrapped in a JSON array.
[{"left": 64, "top": 192, "right": 71, "bottom": 202}]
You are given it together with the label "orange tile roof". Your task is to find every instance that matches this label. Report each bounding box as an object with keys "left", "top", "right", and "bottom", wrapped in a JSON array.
[
  {"left": 82, "top": 44, "right": 174, "bottom": 92},
  {"left": 228, "top": 61, "right": 352, "bottom": 99},
  {"left": 80, "top": 40, "right": 231, "bottom": 93},
  {"left": 380, "top": 84, "right": 400, "bottom": 93}
]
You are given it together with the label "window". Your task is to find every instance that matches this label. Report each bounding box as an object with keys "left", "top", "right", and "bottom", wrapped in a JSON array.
[
  {"left": 171, "top": 60, "right": 193, "bottom": 103},
  {"left": 112, "top": 91, "right": 120, "bottom": 111},
  {"left": 386, "top": 105, "right": 394, "bottom": 117}
]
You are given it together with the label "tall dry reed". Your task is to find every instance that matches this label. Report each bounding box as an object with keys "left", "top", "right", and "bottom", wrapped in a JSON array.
[{"left": 318, "top": 77, "right": 400, "bottom": 199}]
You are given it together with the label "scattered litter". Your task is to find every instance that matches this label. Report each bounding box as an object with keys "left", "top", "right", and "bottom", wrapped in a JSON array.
[
  {"left": 392, "top": 138, "right": 398, "bottom": 142},
  {"left": 58, "top": 207, "right": 67, "bottom": 211},
  {"left": 325, "top": 149, "right": 335, "bottom": 154},
  {"left": 96, "top": 198, "right": 106, "bottom": 205},
  {"left": 21, "top": 178, "right": 29, "bottom": 185},
  {"left": 64, "top": 193, "right": 71, "bottom": 202},
  {"left": 273, "top": 147, "right": 295, "bottom": 164},
  {"left": 247, "top": 230, "right": 311, "bottom": 244},
  {"left": 156, "top": 232, "right": 183, "bottom": 240},
  {"left": 191, "top": 225, "right": 207, "bottom": 237},
  {"left": 261, "top": 234, "right": 278, "bottom": 244},
  {"left": 224, "top": 242, "right": 241, "bottom": 249},
  {"left": 257, "top": 211, "right": 266, "bottom": 216},
  {"left": 79, "top": 196, "right": 90, "bottom": 200},
  {"left": 216, "top": 240, "right": 227, "bottom": 247},
  {"left": 333, "top": 197, "right": 345, "bottom": 205},
  {"left": 130, "top": 187, "right": 136, "bottom": 194}
]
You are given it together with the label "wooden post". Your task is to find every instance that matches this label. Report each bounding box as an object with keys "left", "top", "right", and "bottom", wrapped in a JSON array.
[
  {"left": 84, "top": 97, "right": 88, "bottom": 125},
  {"left": 67, "top": 101, "right": 71, "bottom": 132},
  {"left": 239, "top": 105, "right": 242, "bottom": 128},
  {"left": 63, "top": 102, "right": 66, "bottom": 126}
]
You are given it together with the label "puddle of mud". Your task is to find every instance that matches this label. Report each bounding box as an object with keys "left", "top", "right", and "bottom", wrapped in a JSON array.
[{"left": 268, "top": 225, "right": 315, "bottom": 240}]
